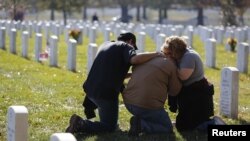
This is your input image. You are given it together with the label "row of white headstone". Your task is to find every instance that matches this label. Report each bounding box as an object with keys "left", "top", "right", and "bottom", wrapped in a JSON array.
[
  {"left": 1, "top": 20, "right": 250, "bottom": 73},
  {"left": 6, "top": 66, "right": 239, "bottom": 140},
  {"left": 204, "top": 38, "right": 249, "bottom": 73},
  {"left": 1, "top": 19, "right": 250, "bottom": 45},
  {"left": 7, "top": 106, "right": 77, "bottom": 141}
]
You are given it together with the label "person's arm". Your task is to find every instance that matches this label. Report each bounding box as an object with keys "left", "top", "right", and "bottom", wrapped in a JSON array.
[
  {"left": 177, "top": 52, "right": 195, "bottom": 81},
  {"left": 178, "top": 68, "right": 194, "bottom": 81},
  {"left": 130, "top": 52, "right": 164, "bottom": 65},
  {"left": 125, "top": 72, "right": 132, "bottom": 78}
]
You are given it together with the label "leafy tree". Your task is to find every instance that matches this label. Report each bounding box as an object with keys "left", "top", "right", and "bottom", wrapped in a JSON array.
[
  {"left": 131, "top": 0, "right": 144, "bottom": 22},
  {"left": 115, "top": 0, "right": 133, "bottom": 23},
  {"left": 50, "top": 0, "right": 56, "bottom": 21},
  {"left": 142, "top": 1, "right": 148, "bottom": 20},
  {"left": 214, "top": 0, "right": 250, "bottom": 26},
  {"left": 215, "top": 0, "right": 237, "bottom": 26},
  {"left": 149, "top": 0, "right": 176, "bottom": 24},
  {"left": 177, "top": 0, "right": 214, "bottom": 26},
  {"left": 233, "top": 0, "right": 250, "bottom": 26}
]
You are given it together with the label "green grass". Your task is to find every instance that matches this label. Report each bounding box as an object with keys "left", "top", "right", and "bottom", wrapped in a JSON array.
[{"left": 0, "top": 30, "right": 250, "bottom": 141}]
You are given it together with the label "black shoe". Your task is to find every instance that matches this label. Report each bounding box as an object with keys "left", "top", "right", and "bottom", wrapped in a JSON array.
[
  {"left": 128, "top": 116, "right": 141, "bottom": 136},
  {"left": 65, "top": 114, "right": 83, "bottom": 134}
]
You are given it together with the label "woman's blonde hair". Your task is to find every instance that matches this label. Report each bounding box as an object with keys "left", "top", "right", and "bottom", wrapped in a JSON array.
[{"left": 162, "top": 36, "right": 187, "bottom": 60}]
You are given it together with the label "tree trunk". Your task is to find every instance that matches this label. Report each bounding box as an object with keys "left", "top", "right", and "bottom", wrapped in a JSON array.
[
  {"left": 50, "top": 0, "right": 55, "bottom": 21},
  {"left": 31, "top": 0, "right": 38, "bottom": 20},
  {"left": 163, "top": 7, "right": 168, "bottom": 19},
  {"left": 142, "top": 5, "right": 147, "bottom": 20},
  {"left": 51, "top": 9, "right": 55, "bottom": 21},
  {"left": 158, "top": 8, "right": 162, "bottom": 24},
  {"left": 120, "top": 5, "right": 129, "bottom": 23},
  {"left": 63, "top": 8, "right": 67, "bottom": 25},
  {"left": 197, "top": 7, "right": 204, "bottom": 25},
  {"left": 83, "top": 6, "right": 87, "bottom": 20},
  {"left": 136, "top": 5, "right": 140, "bottom": 22},
  {"left": 13, "top": 0, "right": 16, "bottom": 20}
]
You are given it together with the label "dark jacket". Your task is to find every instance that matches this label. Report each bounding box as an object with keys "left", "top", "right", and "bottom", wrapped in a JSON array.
[{"left": 168, "top": 77, "right": 214, "bottom": 131}]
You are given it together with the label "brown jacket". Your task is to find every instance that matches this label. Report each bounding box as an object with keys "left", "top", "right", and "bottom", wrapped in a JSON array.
[{"left": 122, "top": 57, "right": 182, "bottom": 109}]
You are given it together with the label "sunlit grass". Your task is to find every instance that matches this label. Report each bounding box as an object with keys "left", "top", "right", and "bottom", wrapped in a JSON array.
[{"left": 0, "top": 30, "right": 250, "bottom": 141}]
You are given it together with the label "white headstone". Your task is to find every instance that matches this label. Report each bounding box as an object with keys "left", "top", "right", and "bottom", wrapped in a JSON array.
[
  {"left": 235, "top": 28, "right": 245, "bottom": 44},
  {"left": 186, "top": 28, "right": 193, "bottom": 47},
  {"left": 145, "top": 24, "right": 155, "bottom": 38},
  {"left": 6, "top": 21, "right": 11, "bottom": 36},
  {"left": 205, "top": 38, "right": 216, "bottom": 68},
  {"left": 206, "top": 29, "right": 213, "bottom": 42},
  {"left": 64, "top": 26, "right": 71, "bottom": 42},
  {"left": 50, "top": 133, "right": 76, "bottom": 141},
  {"left": 104, "top": 27, "right": 111, "bottom": 42},
  {"left": 175, "top": 25, "right": 184, "bottom": 36},
  {"left": 120, "top": 30, "right": 127, "bottom": 34},
  {"left": 154, "top": 27, "right": 161, "bottom": 42},
  {"left": 89, "top": 27, "right": 96, "bottom": 43},
  {"left": 84, "top": 24, "right": 90, "bottom": 37},
  {"left": 77, "top": 26, "right": 84, "bottom": 45},
  {"left": 114, "top": 24, "right": 121, "bottom": 39},
  {"left": 137, "top": 32, "right": 146, "bottom": 53},
  {"left": 127, "top": 25, "right": 134, "bottom": 33},
  {"left": 182, "top": 36, "right": 190, "bottom": 48},
  {"left": 201, "top": 28, "right": 213, "bottom": 42},
  {"left": 14, "top": 21, "right": 21, "bottom": 30},
  {"left": 53, "top": 24, "right": 60, "bottom": 40},
  {"left": 67, "top": 39, "right": 77, "bottom": 72},
  {"left": 237, "top": 42, "right": 249, "bottom": 73},
  {"left": 21, "top": 31, "right": 29, "bottom": 58},
  {"left": 35, "top": 33, "right": 43, "bottom": 62},
  {"left": 35, "top": 23, "right": 42, "bottom": 34},
  {"left": 87, "top": 43, "right": 98, "bottom": 73},
  {"left": 50, "top": 35, "right": 58, "bottom": 67},
  {"left": 7, "top": 106, "right": 28, "bottom": 141},
  {"left": 21, "top": 22, "right": 27, "bottom": 31},
  {"left": 0, "top": 27, "right": 6, "bottom": 50},
  {"left": 165, "top": 26, "right": 173, "bottom": 37},
  {"left": 28, "top": 23, "right": 33, "bottom": 38},
  {"left": 247, "top": 28, "right": 250, "bottom": 42},
  {"left": 156, "top": 33, "right": 166, "bottom": 52},
  {"left": 10, "top": 28, "right": 17, "bottom": 54},
  {"left": 216, "top": 27, "right": 224, "bottom": 44},
  {"left": 44, "top": 23, "right": 50, "bottom": 42},
  {"left": 220, "top": 67, "right": 239, "bottom": 119}
]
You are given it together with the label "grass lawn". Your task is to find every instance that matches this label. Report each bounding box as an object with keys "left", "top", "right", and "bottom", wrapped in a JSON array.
[{"left": 0, "top": 29, "right": 250, "bottom": 141}]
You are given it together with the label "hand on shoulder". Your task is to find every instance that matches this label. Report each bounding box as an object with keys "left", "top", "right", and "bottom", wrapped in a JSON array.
[{"left": 156, "top": 51, "right": 165, "bottom": 57}]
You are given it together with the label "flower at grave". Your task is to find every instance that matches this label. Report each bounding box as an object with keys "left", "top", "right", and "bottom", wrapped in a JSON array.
[
  {"left": 227, "top": 37, "right": 237, "bottom": 52},
  {"left": 69, "top": 29, "right": 81, "bottom": 41}
]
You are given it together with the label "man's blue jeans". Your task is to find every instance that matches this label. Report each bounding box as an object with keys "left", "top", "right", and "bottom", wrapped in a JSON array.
[
  {"left": 125, "top": 104, "right": 173, "bottom": 134},
  {"left": 83, "top": 97, "right": 119, "bottom": 133}
]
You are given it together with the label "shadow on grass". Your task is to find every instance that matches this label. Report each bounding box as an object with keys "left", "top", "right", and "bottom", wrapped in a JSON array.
[
  {"left": 238, "top": 118, "right": 250, "bottom": 125},
  {"left": 211, "top": 67, "right": 220, "bottom": 70},
  {"left": 177, "top": 130, "right": 207, "bottom": 141},
  {"left": 75, "top": 129, "right": 209, "bottom": 141}
]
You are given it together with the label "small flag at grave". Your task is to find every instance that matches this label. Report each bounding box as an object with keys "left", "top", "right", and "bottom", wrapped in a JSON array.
[{"left": 39, "top": 52, "right": 48, "bottom": 61}]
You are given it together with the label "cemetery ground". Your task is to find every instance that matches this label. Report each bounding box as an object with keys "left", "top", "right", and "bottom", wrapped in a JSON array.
[{"left": 0, "top": 33, "right": 250, "bottom": 141}]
